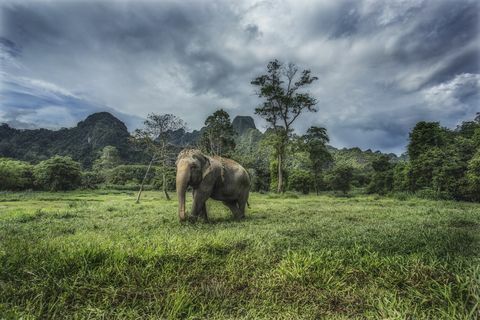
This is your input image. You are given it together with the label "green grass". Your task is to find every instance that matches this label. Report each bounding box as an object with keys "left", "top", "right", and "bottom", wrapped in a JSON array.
[{"left": 0, "top": 191, "right": 479, "bottom": 319}]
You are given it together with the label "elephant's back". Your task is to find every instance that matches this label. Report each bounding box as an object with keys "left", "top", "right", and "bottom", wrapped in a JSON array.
[{"left": 213, "top": 157, "right": 250, "bottom": 190}]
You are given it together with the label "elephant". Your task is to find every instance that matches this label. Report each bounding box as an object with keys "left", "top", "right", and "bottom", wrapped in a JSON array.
[{"left": 176, "top": 149, "right": 250, "bottom": 221}]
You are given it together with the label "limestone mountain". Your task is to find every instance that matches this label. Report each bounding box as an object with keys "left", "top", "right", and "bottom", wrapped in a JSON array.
[
  {"left": 232, "top": 116, "right": 256, "bottom": 135},
  {"left": 166, "top": 128, "right": 204, "bottom": 147},
  {"left": 0, "top": 112, "right": 402, "bottom": 170},
  {"left": 165, "top": 116, "right": 257, "bottom": 146},
  {"left": 0, "top": 112, "right": 142, "bottom": 167}
]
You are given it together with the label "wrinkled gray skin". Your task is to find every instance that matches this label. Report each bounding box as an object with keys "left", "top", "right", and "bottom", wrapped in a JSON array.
[{"left": 176, "top": 149, "right": 250, "bottom": 222}]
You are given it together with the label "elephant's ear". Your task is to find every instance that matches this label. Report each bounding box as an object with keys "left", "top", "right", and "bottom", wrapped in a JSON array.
[{"left": 201, "top": 156, "right": 212, "bottom": 180}]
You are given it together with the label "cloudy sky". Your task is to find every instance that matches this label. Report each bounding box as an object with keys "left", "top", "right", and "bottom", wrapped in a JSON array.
[{"left": 1, "top": 0, "right": 479, "bottom": 154}]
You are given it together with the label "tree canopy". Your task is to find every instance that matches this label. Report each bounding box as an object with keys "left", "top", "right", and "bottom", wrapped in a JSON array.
[{"left": 252, "top": 59, "right": 319, "bottom": 193}]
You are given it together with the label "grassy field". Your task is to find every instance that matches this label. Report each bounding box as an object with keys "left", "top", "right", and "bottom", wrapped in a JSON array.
[{"left": 0, "top": 191, "right": 479, "bottom": 319}]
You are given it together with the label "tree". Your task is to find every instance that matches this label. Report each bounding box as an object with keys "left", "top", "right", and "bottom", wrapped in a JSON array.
[
  {"left": 33, "top": 156, "right": 82, "bottom": 191},
  {"left": 200, "top": 109, "right": 236, "bottom": 157},
  {"left": 0, "top": 158, "right": 34, "bottom": 190},
  {"left": 393, "top": 162, "right": 411, "bottom": 192},
  {"left": 302, "top": 126, "right": 332, "bottom": 195},
  {"left": 408, "top": 122, "right": 446, "bottom": 161},
  {"left": 232, "top": 128, "right": 270, "bottom": 192},
  {"left": 131, "top": 113, "right": 185, "bottom": 202},
  {"left": 288, "top": 168, "right": 313, "bottom": 194},
  {"left": 328, "top": 165, "right": 354, "bottom": 195},
  {"left": 252, "top": 59, "right": 318, "bottom": 193},
  {"left": 92, "top": 146, "right": 121, "bottom": 171},
  {"left": 466, "top": 150, "right": 480, "bottom": 201},
  {"left": 367, "top": 155, "right": 394, "bottom": 195}
]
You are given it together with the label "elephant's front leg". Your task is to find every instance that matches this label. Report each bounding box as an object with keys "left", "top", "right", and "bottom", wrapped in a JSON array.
[{"left": 191, "top": 189, "right": 209, "bottom": 221}]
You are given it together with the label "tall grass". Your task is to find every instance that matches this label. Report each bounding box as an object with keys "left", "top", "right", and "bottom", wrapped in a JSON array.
[{"left": 0, "top": 191, "right": 479, "bottom": 319}]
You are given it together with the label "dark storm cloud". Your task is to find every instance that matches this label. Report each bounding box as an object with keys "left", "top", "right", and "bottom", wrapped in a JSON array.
[
  {"left": 1, "top": 0, "right": 479, "bottom": 154},
  {"left": 390, "top": 1, "right": 478, "bottom": 62},
  {"left": 0, "top": 37, "right": 20, "bottom": 57},
  {"left": 308, "top": 0, "right": 362, "bottom": 39},
  {"left": 424, "top": 49, "right": 480, "bottom": 88}
]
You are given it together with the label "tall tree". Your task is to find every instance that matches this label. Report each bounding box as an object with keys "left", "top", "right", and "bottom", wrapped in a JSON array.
[
  {"left": 200, "top": 109, "right": 236, "bottom": 157},
  {"left": 466, "top": 150, "right": 480, "bottom": 202},
  {"left": 252, "top": 59, "right": 318, "bottom": 192},
  {"left": 408, "top": 122, "right": 446, "bottom": 161},
  {"left": 367, "top": 155, "right": 394, "bottom": 195},
  {"left": 131, "top": 113, "right": 185, "bottom": 203},
  {"left": 302, "top": 126, "right": 332, "bottom": 195},
  {"left": 328, "top": 165, "right": 354, "bottom": 195}
]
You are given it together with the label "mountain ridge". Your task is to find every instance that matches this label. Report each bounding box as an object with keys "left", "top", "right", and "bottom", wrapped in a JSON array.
[
  {"left": 0, "top": 112, "right": 402, "bottom": 167},
  {"left": 0, "top": 112, "right": 142, "bottom": 167}
]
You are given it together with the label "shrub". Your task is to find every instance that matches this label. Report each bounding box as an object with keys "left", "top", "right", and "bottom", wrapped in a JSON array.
[
  {"left": 81, "top": 171, "right": 105, "bottom": 189},
  {"left": 327, "top": 165, "right": 354, "bottom": 194},
  {"left": 416, "top": 188, "right": 452, "bottom": 201},
  {"left": 33, "top": 156, "right": 82, "bottom": 191},
  {"left": 393, "top": 162, "right": 411, "bottom": 192},
  {"left": 367, "top": 155, "right": 394, "bottom": 195},
  {"left": 152, "top": 167, "right": 176, "bottom": 191},
  {"left": 392, "top": 191, "right": 412, "bottom": 201},
  {"left": 104, "top": 165, "right": 155, "bottom": 185},
  {"left": 0, "top": 158, "right": 34, "bottom": 190},
  {"left": 102, "top": 184, "right": 155, "bottom": 191},
  {"left": 287, "top": 169, "right": 313, "bottom": 194},
  {"left": 466, "top": 150, "right": 480, "bottom": 201}
]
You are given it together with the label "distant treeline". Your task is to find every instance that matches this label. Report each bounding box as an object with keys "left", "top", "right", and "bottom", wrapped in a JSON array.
[{"left": 1, "top": 112, "right": 479, "bottom": 202}]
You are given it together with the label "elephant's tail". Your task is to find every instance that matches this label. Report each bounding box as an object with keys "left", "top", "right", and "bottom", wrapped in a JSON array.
[{"left": 247, "top": 201, "right": 250, "bottom": 209}]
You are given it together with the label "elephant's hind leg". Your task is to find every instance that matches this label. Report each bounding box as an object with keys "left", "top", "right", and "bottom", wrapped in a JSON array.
[
  {"left": 237, "top": 200, "right": 246, "bottom": 219},
  {"left": 199, "top": 203, "right": 208, "bottom": 221},
  {"left": 237, "top": 191, "right": 249, "bottom": 219},
  {"left": 223, "top": 201, "right": 242, "bottom": 219}
]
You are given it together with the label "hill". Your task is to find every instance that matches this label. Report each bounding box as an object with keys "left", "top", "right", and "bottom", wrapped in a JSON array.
[
  {"left": 0, "top": 112, "right": 401, "bottom": 170},
  {"left": 329, "top": 146, "right": 403, "bottom": 169},
  {"left": 232, "top": 115, "right": 257, "bottom": 135},
  {"left": 165, "top": 115, "right": 257, "bottom": 146},
  {"left": 0, "top": 112, "right": 142, "bottom": 167}
]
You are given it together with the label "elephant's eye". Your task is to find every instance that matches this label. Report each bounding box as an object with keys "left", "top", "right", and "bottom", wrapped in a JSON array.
[{"left": 191, "top": 164, "right": 198, "bottom": 169}]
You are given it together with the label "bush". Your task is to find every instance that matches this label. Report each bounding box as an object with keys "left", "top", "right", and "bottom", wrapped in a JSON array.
[
  {"left": 466, "top": 150, "right": 480, "bottom": 201},
  {"left": 392, "top": 191, "right": 413, "bottom": 201},
  {"left": 81, "top": 171, "right": 105, "bottom": 189},
  {"left": 393, "top": 162, "right": 411, "bottom": 192},
  {"left": 0, "top": 158, "right": 34, "bottom": 190},
  {"left": 105, "top": 165, "right": 155, "bottom": 185},
  {"left": 327, "top": 165, "right": 354, "bottom": 194},
  {"left": 415, "top": 188, "right": 452, "bottom": 201},
  {"left": 102, "top": 184, "right": 155, "bottom": 191},
  {"left": 152, "top": 167, "right": 176, "bottom": 191},
  {"left": 287, "top": 169, "right": 313, "bottom": 194},
  {"left": 367, "top": 155, "right": 394, "bottom": 195},
  {"left": 33, "top": 156, "right": 82, "bottom": 191},
  {"left": 352, "top": 170, "right": 371, "bottom": 188}
]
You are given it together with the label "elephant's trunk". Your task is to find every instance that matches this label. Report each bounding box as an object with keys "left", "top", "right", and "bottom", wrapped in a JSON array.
[{"left": 176, "top": 164, "right": 190, "bottom": 221}]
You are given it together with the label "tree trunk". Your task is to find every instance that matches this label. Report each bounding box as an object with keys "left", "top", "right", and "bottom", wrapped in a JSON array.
[
  {"left": 277, "top": 153, "right": 284, "bottom": 193},
  {"left": 163, "top": 171, "right": 170, "bottom": 200},
  {"left": 314, "top": 171, "right": 319, "bottom": 195},
  {"left": 161, "top": 141, "right": 170, "bottom": 200},
  {"left": 136, "top": 155, "right": 155, "bottom": 204}
]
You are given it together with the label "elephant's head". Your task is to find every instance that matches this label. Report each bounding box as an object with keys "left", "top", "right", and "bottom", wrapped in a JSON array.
[{"left": 175, "top": 149, "right": 210, "bottom": 221}]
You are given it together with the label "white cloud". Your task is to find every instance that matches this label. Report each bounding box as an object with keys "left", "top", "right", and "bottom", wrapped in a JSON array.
[{"left": 422, "top": 73, "right": 480, "bottom": 123}]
